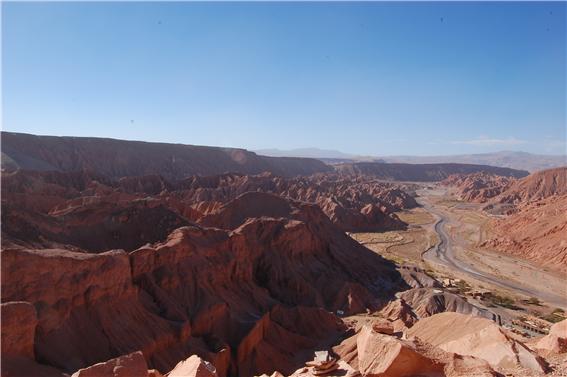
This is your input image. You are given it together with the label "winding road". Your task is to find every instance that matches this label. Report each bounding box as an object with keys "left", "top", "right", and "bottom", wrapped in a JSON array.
[{"left": 418, "top": 191, "right": 567, "bottom": 309}]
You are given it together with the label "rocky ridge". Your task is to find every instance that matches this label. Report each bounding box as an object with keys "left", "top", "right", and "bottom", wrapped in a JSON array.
[{"left": 442, "top": 167, "right": 567, "bottom": 273}]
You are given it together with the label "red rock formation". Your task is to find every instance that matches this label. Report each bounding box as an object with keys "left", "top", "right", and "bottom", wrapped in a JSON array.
[
  {"left": 398, "top": 288, "right": 493, "bottom": 320},
  {"left": 397, "top": 265, "right": 442, "bottom": 289},
  {"left": 168, "top": 355, "right": 218, "bottom": 377},
  {"left": 492, "top": 167, "right": 567, "bottom": 205},
  {"left": 442, "top": 173, "right": 515, "bottom": 203},
  {"left": 447, "top": 167, "right": 567, "bottom": 273},
  {"left": 0, "top": 248, "right": 221, "bottom": 374},
  {"left": 1, "top": 191, "right": 406, "bottom": 376},
  {"left": 334, "top": 321, "right": 500, "bottom": 377},
  {"left": 70, "top": 351, "right": 149, "bottom": 377},
  {"left": 378, "top": 299, "right": 418, "bottom": 331},
  {"left": 236, "top": 306, "right": 346, "bottom": 377},
  {"left": 172, "top": 173, "right": 414, "bottom": 231},
  {"left": 355, "top": 325, "right": 444, "bottom": 376},
  {"left": 1, "top": 301, "right": 68, "bottom": 377},
  {"left": 1, "top": 301, "right": 37, "bottom": 359},
  {"left": 2, "top": 169, "right": 415, "bottom": 251},
  {"left": 481, "top": 194, "right": 567, "bottom": 272}
]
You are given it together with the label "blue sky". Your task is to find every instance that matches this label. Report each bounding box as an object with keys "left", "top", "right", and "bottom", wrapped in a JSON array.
[{"left": 2, "top": 2, "right": 566, "bottom": 156}]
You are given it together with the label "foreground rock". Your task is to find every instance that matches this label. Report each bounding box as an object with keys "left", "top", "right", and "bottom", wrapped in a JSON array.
[
  {"left": 334, "top": 324, "right": 497, "bottom": 377},
  {"left": 168, "top": 355, "right": 218, "bottom": 377},
  {"left": 71, "top": 351, "right": 148, "bottom": 377},
  {"left": 532, "top": 319, "right": 567, "bottom": 355},
  {"left": 237, "top": 306, "right": 346, "bottom": 377},
  {"left": 1, "top": 301, "right": 68, "bottom": 377},
  {"left": 406, "top": 312, "right": 547, "bottom": 373},
  {"left": 378, "top": 299, "right": 418, "bottom": 331},
  {"left": 290, "top": 359, "right": 359, "bottom": 377},
  {"left": 1, "top": 301, "right": 37, "bottom": 359},
  {"left": 356, "top": 325, "right": 444, "bottom": 376}
]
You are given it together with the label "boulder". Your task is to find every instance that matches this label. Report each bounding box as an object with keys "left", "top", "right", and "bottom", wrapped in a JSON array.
[
  {"left": 406, "top": 312, "right": 547, "bottom": 373},
  {"left": 370, "top": 318, "right": 394, "bottom": 335},
  {"left": 532, "top": 319, "right": 567, "bottom": 354},
  {"left": 168, "top": 355, "right": 217, "bottom": 377},
  {"left": 378, "top": 299, "right": 417, "bottom": 331},
  {"left": 356, "top": 325, "right": 443, "bottom": 377}
]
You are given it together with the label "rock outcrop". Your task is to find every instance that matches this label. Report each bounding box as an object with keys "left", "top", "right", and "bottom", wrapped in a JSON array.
[
  {"left": 491, "top": 167, "right": 567, "bottom": 205},
  {"left": 443, "top": 167, "right": 567, "bottom": 273},
  {"left": 378, "top": 299, "right": 418, "bottom": 331},
  {"left": 1, "top": 301, "right": 38, "bottom": 359},
  {"left": 481, "top": 194, "right": 567, "bottom": 272},
  {"left": 355, "top": 325, "right": 444, "bottom": 376},
  {"left": 71, "top": 351, "right": 149, "bottom": 377},
  {"left": 398, "top": 288, "right": 494, "bottom": 320},
  {"left": 237, "top": 306, "right": 346, "bottom": 377},
  {"left": 334, "top": 324, "right": 497, "bottom": 377},
  {"left": 406, "top": 312, "right": 547, "bottom": 373},
  {"left": 442, "top": 173, "right": 515, "bottom": 203},
  {"left": 168, "top": 355, "right": 218, "bottom": 377},
  {"left": 1, "top": 301, "right": 67, "bottom": 377},
  {"left": 1, "top": 169, "right": 416, "bottom": 252},
  {"left": 532, "top": 319, "right": 567, "bottom": 355}
]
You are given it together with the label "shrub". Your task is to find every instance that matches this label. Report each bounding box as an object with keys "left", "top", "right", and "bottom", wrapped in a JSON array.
[
  {"left": 542, "top": 313, "right": 564, "bottom": 323},
  {"left": 526, "top": 297, "right": 541, "bottom": 306},
  {"left": 488, "top": 294, "right": 520, "bottom": 310}
]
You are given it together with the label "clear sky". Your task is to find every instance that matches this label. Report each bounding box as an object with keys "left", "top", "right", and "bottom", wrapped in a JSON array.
[{"left": 2, "top": 2, "right": 566, "bottom": 156}]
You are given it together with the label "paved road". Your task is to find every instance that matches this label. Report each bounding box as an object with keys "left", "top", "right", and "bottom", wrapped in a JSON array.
[{"left": 418, "top": 193, "right": 567, "bottom": 309}]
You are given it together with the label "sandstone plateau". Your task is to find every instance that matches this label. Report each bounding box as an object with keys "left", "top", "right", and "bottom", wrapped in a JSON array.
[{"left": 1, "top": 132, "right": 332, "bottom": 178}]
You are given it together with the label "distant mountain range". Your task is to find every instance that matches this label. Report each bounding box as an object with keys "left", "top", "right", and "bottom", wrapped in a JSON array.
[
  {"left": 255, "top": 149, "right": 566, "bottom": 172},
  {"left": 255, "top": 148, "right": 356, "bottom": 160}
]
